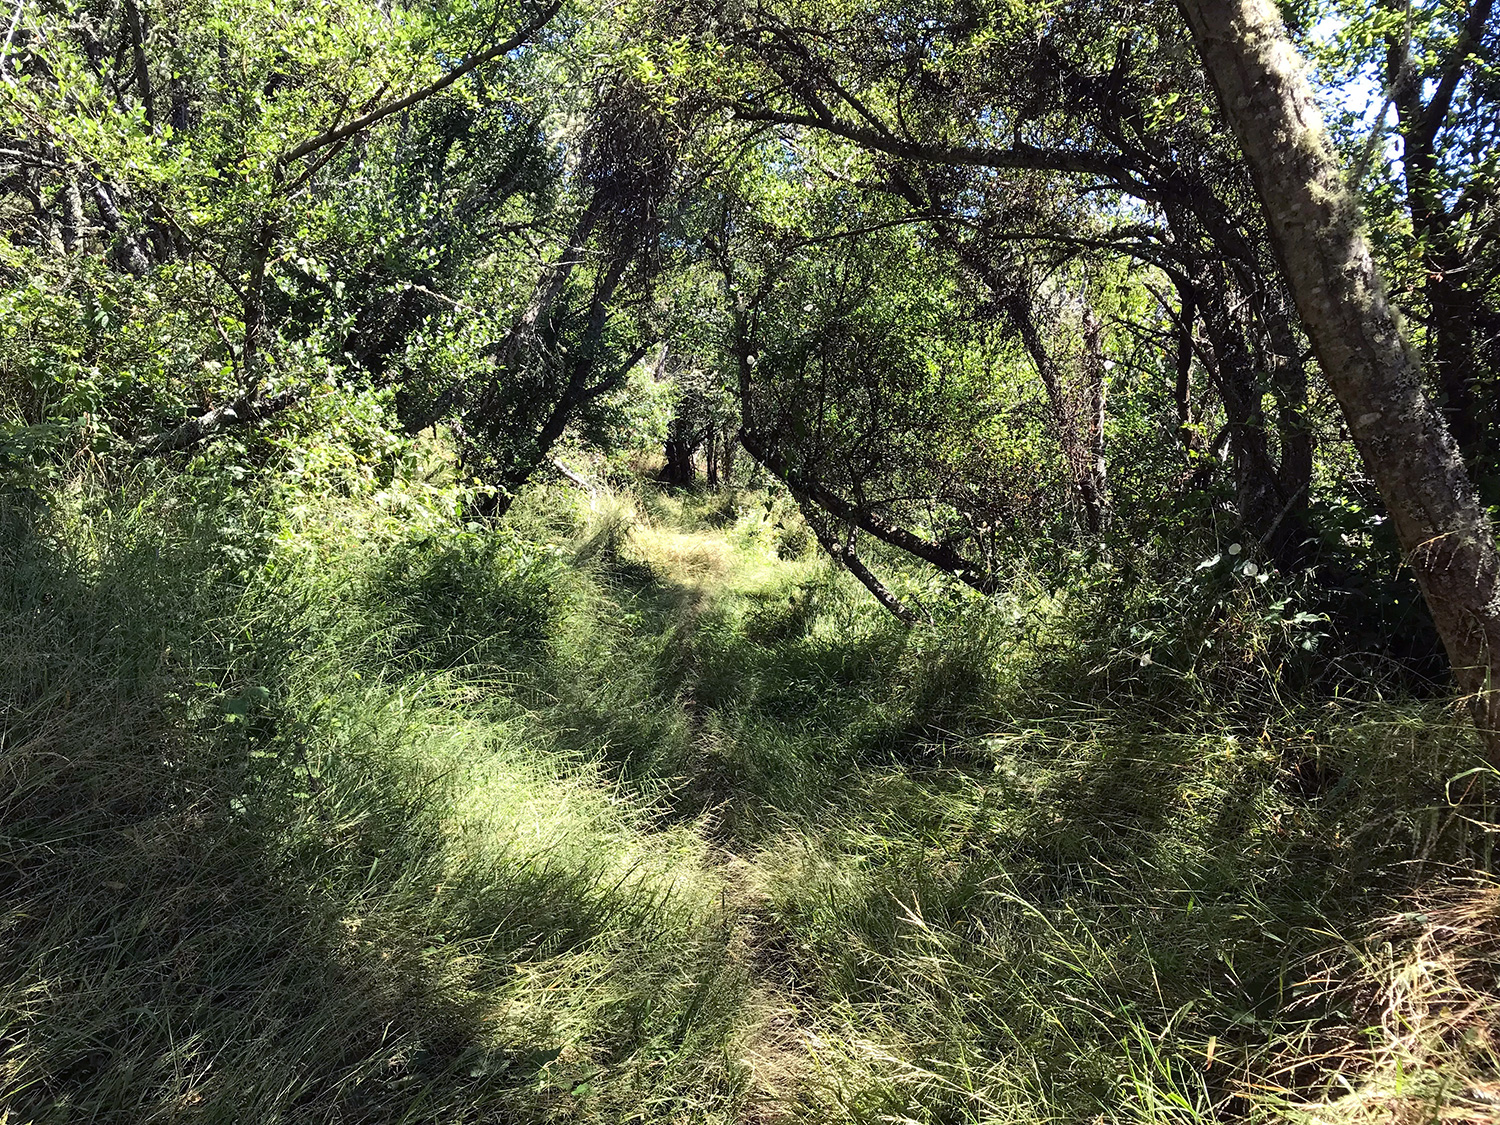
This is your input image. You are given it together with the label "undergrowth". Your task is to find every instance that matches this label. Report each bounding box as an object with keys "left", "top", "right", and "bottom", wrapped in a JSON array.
[
  {"left": 2, "top": 427, "right": 1498, "bottom": 1124},
  {"left": 0, "top": 459, "right": 750, "bottom": 1123}
]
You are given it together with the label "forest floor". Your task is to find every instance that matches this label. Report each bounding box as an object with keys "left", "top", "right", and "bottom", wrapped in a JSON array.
[{"left": 3, "top": 462, "right": 1499, "bottom": 1124}]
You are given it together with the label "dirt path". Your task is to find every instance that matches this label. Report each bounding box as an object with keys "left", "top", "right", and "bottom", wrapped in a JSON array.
[{"left": 617, "top": 511, "right": 824, "bottom": 1121}]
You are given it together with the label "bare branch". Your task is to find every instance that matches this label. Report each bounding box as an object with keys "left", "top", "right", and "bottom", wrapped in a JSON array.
[
  {"left": 1417, "top": 0, "right": 1496, "bottom": 148},
  {"left": 136, "top": 388, "right": 305, "bottom": 455},
  {"left": 730, "top": 105, "right": 1163, "bottom": 199},
  {"left": 0, "top": 0, "right": 23, "bottom": 83}
]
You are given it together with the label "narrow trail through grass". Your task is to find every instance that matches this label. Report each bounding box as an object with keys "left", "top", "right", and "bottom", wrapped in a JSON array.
[
  {"left": 4, "top": 469, "right": 1498, "bottom": 1124},
  {"left": 559, "top": 498, "right": 828, "bottom": 1117}
]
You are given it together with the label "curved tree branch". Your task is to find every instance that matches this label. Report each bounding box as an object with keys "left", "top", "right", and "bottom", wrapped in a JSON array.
[{"left": 136, "top": 388, "right": 305, "bottom": 455}]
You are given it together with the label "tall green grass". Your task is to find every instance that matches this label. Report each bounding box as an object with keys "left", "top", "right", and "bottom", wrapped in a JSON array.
[
  {"left": 3, "top": 446, "right": 1497, "bottom": 1125},
  {"left": 522, "top": 479, "right": 1499, "bottom": 1124},
  {"left": 0, "top": 465, "right": 753, "bottom": 1123}
]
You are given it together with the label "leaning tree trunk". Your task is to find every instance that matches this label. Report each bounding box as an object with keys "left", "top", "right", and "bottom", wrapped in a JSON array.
[
  {"left": 1177, "top": 0, "right": 1500, "bottom": 760},
  {"left": 1003, "top": 288, "right": 1110, "bottom": 535}
]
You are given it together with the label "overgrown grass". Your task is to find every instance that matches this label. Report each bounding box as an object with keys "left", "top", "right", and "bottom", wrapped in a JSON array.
[
  {"left": 520, "top": 479, "right": 1500, "bottom": 1124},
  {"left": 3, "top": 445, "right": 1498, "bottom": 1124},
  {"left": 0, "top": 465, "right": 753, "bottom": 1123}
]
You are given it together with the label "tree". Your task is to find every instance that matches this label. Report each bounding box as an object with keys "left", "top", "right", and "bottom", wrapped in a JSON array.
[
  {"left": 1307, "top": 0, "right": 1500, "bottom": 497},
  {"left": 704, "top": 164, "right": 1042, "bottom": 610},
  {"left": 449, "top": 70, "right": 701, "bottom": 515},
  {"left": 0, "top": 0, "right": 558, "bottom": 453},
  {"left": 722, "top": 0, "right": 1321, "bottom": 568},
  {"left": 1177, "top": 0, "right": 1500, "bottom": 757}
]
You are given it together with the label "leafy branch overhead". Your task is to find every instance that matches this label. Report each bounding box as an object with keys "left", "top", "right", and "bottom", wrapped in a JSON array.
[{"left": 3, "top": 0, "right": 1500, "bottom": 753}]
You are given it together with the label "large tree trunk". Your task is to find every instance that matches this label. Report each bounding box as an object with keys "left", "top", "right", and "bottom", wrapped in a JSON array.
[{"left": 1177, "top": 0, "right": 1500, "bottom": 759}]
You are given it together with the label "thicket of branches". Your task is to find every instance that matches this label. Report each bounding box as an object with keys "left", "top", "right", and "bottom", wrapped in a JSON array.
[{"left": 4, "top": 0, "right": 1500, "bottom": 733}]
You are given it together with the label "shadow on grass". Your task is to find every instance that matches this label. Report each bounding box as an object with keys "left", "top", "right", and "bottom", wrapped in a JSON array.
[
  {"left": 741, "top": 690, "right": 1491, "bottom": 1121},
  {"left": 0, "top": 491, "right": 747, "bottom": 1124}
]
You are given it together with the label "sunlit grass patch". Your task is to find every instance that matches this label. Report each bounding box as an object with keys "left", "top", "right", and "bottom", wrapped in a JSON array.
[
  {"left": 5, "top": 461, "right": 1499, "bottom": 1125},
  {"left": 0, "top": 470, "right": 757, "bottom": 1124},
  {"left": 630, "top": 524, "right": 736, "bottom": 586}
]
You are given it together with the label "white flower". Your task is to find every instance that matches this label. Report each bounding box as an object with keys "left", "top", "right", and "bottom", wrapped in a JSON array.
[
  {"left": 1228, "top": 543, "right": 1242, "bottom": 556},
  {"left": 1242, "top": 562, "right": 1259, "bottom": 577},
  {"left": 1139, "top": 653, "right": 1153, "bottom": 667}
]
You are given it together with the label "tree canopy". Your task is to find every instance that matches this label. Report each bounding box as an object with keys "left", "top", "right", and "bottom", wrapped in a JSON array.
[{"left": 4, "top": 0, "right": 1500, "bottom": 739}]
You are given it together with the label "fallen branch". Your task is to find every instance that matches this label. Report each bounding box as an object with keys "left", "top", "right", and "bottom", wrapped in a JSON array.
[
  {"left": 551, "top": 458, "right": 593, "bottom": 493},
  {"left": 136, "top": 388, "right": 305, "bottom": 455},
  {"left": 738, "top": 426, "right": 1001, "bottom": 594},
  {"left": 804, "top": 507, "right": 921, "bottom": 625}
]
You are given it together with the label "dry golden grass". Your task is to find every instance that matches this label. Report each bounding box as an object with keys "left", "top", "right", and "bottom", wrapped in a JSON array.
[
  {"left": 630, "top": 525, "right": 737, "bottom": 588},
  {"left": 1261, "top": 880, "right": 1500, "bottom": 1124}
]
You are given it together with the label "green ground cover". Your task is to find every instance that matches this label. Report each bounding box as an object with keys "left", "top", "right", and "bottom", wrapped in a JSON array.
[{"left": 3, "top": 440, "right": 1497, "bottom": 1124}]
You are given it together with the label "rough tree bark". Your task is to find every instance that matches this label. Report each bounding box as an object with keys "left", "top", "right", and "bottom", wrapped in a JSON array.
[{"left": 1177, "top": 0, "right": 1500, "bottom": 759}]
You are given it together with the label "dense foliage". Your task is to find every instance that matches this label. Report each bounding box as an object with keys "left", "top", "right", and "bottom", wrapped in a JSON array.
[{"left": 3, "top": 0, "right": 1500, "bottom": 1121}]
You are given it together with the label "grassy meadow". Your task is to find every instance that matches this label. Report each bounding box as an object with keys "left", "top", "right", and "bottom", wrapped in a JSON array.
[{"left": 2, "top": 432, "right": 1498, "bottom": 1124}]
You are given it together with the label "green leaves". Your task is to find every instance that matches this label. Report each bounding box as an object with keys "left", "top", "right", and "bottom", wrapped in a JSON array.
[{"left": 222, "top": 684, "right": 272, "bottom": 723}]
